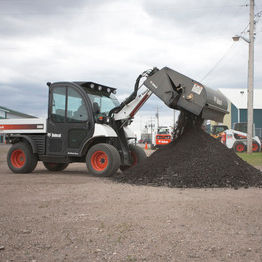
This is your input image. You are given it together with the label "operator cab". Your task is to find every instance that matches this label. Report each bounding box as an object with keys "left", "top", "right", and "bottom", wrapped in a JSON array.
[
  {"left": 46, "top": 81, "right": 120, "bottom": 157},
  {"left": 157, "top": 126, "right": 170, "bottom": 134},
  {"left": 211, "top": 125, "right": 228, "bottom": 135}
]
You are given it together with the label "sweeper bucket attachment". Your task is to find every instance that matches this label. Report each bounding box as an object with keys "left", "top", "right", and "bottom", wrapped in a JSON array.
[{"left": 144, "top": 67, "right": 228, "bottom": 122}]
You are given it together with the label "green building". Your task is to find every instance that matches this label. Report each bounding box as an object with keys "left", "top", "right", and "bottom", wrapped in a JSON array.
[{"left": 217, "top": 88, "right": 262, "bottom": 138}]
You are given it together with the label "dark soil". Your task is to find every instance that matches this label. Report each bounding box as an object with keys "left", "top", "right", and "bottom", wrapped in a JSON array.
[{"left": 113, "top": 113, "right": 262, "bottom": 188}]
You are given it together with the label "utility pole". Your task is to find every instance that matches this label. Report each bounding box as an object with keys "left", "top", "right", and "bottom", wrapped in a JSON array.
[
  {"left": 150, "top": 117, "right": 154, "bottom": 148},
  {"left": 156, "top": 106, "right": 159, "bottom": 131},
  {"left": 247, "top": 0, "right": 255, "bottom": 154},
  {"left": 173, "top": 109, "right": 176, "bottom": 128}
]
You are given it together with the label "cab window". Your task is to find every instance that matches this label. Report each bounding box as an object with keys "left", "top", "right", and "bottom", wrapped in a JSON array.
[
  {"left": 51, "top": 86, "right": 88, "bottom": 123},
  {"left": 51, "top": 87, "right": 66, "bottom": 123},
  {"left": 67, "top": 88, "right": 88, "bottom": 122}
]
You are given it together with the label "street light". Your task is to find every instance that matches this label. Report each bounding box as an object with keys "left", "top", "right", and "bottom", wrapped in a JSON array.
[
  {"left": 232, "top": 35, "right": 250, "bottom": 43},
  {"left": 232, "top": 0, "right": 255, "bottom": 154}
]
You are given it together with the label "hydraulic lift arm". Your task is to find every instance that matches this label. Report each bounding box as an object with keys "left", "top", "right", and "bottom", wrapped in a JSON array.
[{"left": 114, "top": 89, "right": 152, "bottom": 121}]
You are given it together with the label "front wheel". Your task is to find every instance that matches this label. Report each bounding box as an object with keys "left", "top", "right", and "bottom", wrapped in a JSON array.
[
  {"left": 120, "top": 144, "right": 147, "bottom": 171},
  {"left": 233, "top": 141, "right": 246, "bottom": 153},
  {"left": 7, "top": 142, "right": 38, "bottom": 173},
  {"left": 86, "top": 143, "right": 120, "bottom": 177},
  {"left": 43, "top": 162, "right": 69, "bottom": 171}
]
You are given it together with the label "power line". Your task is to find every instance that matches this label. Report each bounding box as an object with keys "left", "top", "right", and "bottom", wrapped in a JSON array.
[
  {"left": 201, "top": 6, "right": 262, "bottom": 83},
  {"left": 200, "top": 43, "right": 236, "bottom": 82}
]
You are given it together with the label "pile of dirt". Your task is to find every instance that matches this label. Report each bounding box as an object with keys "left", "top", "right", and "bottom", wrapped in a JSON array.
[{"left": 113, "top": 113, "right": 262, "bottom": 188}]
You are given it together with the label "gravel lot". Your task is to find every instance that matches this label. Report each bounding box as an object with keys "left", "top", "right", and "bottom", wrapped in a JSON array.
[{"left": 1, "top": 144, "right": 262, "bottom": 262}]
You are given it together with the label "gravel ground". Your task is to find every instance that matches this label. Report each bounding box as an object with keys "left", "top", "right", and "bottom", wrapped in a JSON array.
[{"left": 1, "top": 144, "right": 262, "bottom": 262}]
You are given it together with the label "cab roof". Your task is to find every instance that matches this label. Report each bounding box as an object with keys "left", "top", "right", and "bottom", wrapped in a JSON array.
[{"left": 48, "top": 81, "right": 116, "bottom": 94}]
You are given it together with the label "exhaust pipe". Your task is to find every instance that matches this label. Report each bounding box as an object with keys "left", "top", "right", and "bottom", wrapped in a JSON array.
[{"left": 144, "top": 67, "right": 228, "bottom": 122}]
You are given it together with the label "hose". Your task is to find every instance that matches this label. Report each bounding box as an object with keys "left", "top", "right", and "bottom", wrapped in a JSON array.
[{"left": 109, "top": 67, "right": 159, "bottom": 117}]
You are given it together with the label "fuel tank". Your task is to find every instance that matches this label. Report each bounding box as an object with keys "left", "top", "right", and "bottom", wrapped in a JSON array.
[{"left": 144, "top": 67, "right": 228, "bottom": 122}]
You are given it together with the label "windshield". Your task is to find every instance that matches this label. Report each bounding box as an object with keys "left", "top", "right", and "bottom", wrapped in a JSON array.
[
  {"left": 86, "top": 91, "right": 120, "bottom": 115},
  {"left": 158, "top": 127, "right": 169, "bottom": 134},
  {"left": 212, "top": 126, "right": 228, "bottom": 134}
]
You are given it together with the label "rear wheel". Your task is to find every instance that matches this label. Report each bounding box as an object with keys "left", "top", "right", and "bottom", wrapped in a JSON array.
[
  {"left": 252, "top": 141, "right": 260, "bottom": 152},
  {"left": 86, "top": 143, "right": 120, "bottom": 177},
  {"left": 7, "top": 142, "right": 38, "bottom": 173},
  {"left": 233, "top": 141, "right": 246, "bottom": 153},
  {"left": 120, "top": 144, "right": 147, "bottom": 171},
  {"left": 43, "top": 162, "right": 69, "bottom": 171}
]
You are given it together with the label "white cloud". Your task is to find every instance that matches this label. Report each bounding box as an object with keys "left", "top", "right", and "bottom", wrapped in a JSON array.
[{"left": 0, "top": 0, "right": 261, "bottom": 125}]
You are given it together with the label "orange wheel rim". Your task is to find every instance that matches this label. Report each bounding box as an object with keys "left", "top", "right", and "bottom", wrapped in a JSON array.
[
  {"left": 252, "top": 143, "right": 258, "bottom": 152},
  {"left": 11, "top": 149, "right": 25, "bottom": 168},
  {"left": 91, "top": 151, "right": 108, "bottom": 171},
  {"left": 236, "top": 144, "right": 245, "bottom": 152}
]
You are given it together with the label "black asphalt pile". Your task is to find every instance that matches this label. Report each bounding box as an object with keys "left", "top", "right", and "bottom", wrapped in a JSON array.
[{"left": 113, "top": 113, "right": 262, "bottom": 188}]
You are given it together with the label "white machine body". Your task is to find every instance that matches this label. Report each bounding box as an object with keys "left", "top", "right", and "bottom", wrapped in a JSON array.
[
  {"left": 223, "top": 129, "right": 261, "bottom": 151},
  {"left": 0, "top": 118, "right": 135, "bottom": 139},
  {"left": 0, "top": 118, "right": 46, "bottom": 134}
]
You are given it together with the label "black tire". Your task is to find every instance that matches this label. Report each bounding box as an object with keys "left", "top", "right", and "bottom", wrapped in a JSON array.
[
  {"left": 252, "top": 141, "right": 260, "bottom": 152},
  {"left": 233, "top": 141, "right": 247, "bottom": 153},
  {"left": 86, "top": 143, "right": 120, "bottom": 177},
  {"left": 43, "top": 162, "right": 69, "bottom": 171},
  {"left": 120, "top": 144, "right": 147, "bottom": 171},
  {"left": 7, "top": 142, "right": 38, "bottom": 173}
]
